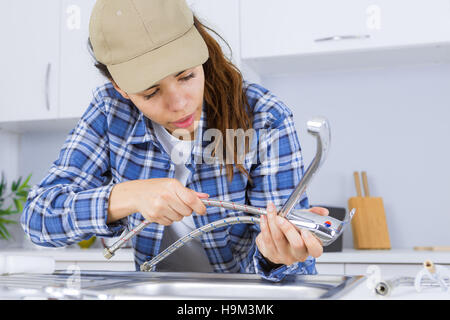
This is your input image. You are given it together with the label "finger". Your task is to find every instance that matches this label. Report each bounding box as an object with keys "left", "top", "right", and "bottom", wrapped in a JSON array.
[
  {"left": 168, "top": 193, "right": 193, "bottom": 217},
  {"left": 308, "top": 207, "right": 329, "bottom": 216},
  {"left": 275, "top": 216, "right": 307, "bottom": 261},
  {"left": 175, "top": 186, "right": 208, "bottom": 215},
  {"left": 168, "top": 199, "right": 191, "bottom": 217},
  {"left": 266, "top": 202, "right": 289, "bottom": 257},
  {"left": 257, "top": 215, "right": 277, "bottom": 259},
  {"left": 156, "top": 216, "right": 173, "bottom": 226},
  {"left": 300, "top": 229, "right": 323, "bottom": 258},
  {"left": 195, "top": 192, "right": 209, "bottom": 198},
  {"left": 162, "top": 205, "right": 185, "bottom": 222},
  {"left": 153, "top": 194, "right": 185, "bottom": 221},
  {"left": 143, "top": 201, "right": 183, "bottom": 224}
]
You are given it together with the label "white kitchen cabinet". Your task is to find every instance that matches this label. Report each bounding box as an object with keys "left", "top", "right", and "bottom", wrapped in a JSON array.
[
  {"left": 0, "top": 0, "right": 60, "bottom": 122},
  {"left": 59, "top": 0, "right": 109, "bottom": 119},
  {"left": 188, "top": 0, "right": 241, "bottom": 67},
  {"left": 188, "top": 0, "right": 262, "bottom": 84},
  {"left": 318, "top": 249, "right": 450, "bottom": 280},
  {"left": 240, "top": 0, "right": 450, "bottom": 75},
  {"left": 0, "top": 0, "right": 255, "bottom": 125},
  {"left": 318, "top": 263, "right": 444, "bottom": 278},
  {"left": 372, "top": 0, "right": 450, "bottom": 49},
  {"left": 241, "top": 0, "right": 450, "bottom": 58}
]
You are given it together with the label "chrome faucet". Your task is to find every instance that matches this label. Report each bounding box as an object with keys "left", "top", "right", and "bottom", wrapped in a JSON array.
[
  {"left": 278, "top": 117, "right": 330, "bottom": 218},
  {"left": 104, "top": 116, "right": 356, "bottom": 264},
  {"left": 277, "top": 116, "right": 355, "bottom": 246}
]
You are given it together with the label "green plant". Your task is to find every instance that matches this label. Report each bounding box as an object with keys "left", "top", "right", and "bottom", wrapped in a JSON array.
[{"left": 0, "top": 172, "right": 32, "bottom": 240}]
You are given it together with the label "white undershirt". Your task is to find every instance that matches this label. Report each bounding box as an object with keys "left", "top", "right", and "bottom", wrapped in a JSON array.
[{"left": 152, "top": 121, "right": 214, "bottom": 272}]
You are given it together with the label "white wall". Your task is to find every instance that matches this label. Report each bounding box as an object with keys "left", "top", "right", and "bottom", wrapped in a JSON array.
[
  {"left": 262, "top": 62, "right": 450, "bottom": 249},
  {"left": 19, "top": 130, "right": 73, "bottom": 187},
  {"left": 0, "top": 131, "right": 21, "bottom": 248},
  {"left": 0, "top": 127, "right": 81, "bottom": 248},
  {"left": 0, "top": 131, "right": 19, "bottom": 182}
]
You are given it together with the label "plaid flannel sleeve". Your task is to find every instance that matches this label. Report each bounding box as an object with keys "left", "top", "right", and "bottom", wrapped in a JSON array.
[
  {"left": 246, "top": 111, "right": 317, "bottom": 282},
  {"left": 20, "top": 100, "right": 126, "bottom": 247}
]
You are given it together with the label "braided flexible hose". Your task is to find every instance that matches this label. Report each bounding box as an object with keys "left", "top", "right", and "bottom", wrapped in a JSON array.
[{"left": 140, "top": 215, "right": 261, "bottom": 271}]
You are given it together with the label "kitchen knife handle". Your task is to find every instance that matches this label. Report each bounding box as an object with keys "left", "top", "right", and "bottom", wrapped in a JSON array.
[
  {"left": 353, "top": 171, "right": 362, "bottom": 197},
  {"left": 361, "top": 171, "right": 370, "bottom": 197}
]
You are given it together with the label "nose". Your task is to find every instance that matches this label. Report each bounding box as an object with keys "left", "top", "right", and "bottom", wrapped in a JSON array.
[{"left": 164, "top": 86, "right": 187, "bottom": 113}]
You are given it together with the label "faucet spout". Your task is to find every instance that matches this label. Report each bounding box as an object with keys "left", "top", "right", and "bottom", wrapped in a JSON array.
[{"left": 278, "top": 116, "right": 331, "bottom": 218}]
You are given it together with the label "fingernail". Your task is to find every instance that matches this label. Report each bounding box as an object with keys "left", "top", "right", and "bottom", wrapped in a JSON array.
[{"left": 276, "top": 216, "right": 285, "bottom": 226}]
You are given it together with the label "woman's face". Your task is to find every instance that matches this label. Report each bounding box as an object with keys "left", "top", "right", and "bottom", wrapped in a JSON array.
[{"left": 112, "top": 65, "right": 205, "bottom": 140}]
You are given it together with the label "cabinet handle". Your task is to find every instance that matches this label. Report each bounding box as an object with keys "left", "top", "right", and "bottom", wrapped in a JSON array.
[
  {"left": 314, "top": 34, "right": 370, "bottom": 42},
  {"left": 45, "top": 63, "right": 51, "bottom": 111}
]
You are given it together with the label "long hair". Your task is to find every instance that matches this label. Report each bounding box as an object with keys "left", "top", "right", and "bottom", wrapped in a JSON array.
[{"left": 88, "top": 16, "right": 253, "bottom": 183}]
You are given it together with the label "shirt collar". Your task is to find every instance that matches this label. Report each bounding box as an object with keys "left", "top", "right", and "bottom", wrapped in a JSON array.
[{"left": 125, "top": 109, "right": 158, "bottom": 146}]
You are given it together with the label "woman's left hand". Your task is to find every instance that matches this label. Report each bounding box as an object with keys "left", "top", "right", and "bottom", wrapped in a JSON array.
[{"left": 255, "top": 202, "right": 329, "bottom": 267}]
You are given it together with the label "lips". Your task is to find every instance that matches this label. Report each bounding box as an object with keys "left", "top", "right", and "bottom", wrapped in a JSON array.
[
  {"left": 173, "top": 112, "right": 194, "bottom": 124},
  {"left": 171, "top": 111, "right": 195, "bottom": 128}
]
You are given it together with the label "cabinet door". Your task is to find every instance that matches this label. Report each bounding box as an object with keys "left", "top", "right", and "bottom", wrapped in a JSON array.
[
  {"left": 241, "top": 0, "right": 371, "bottom": 59},
  {"left": 241, "top": 0, "right": 450, "bottom": 59},
  {"left": 59, "top": 0, "right": 109, "bottom": 119},
  {"left": 188, "top": 0, "right": 241, "bottom": 67},
  {"left": 0, "top": 0, "right": 60, "bottom": 122},
  {"left": 371, "top": 0, "right": 450, "bottom": 48},
  {"left": 188, "top": 1, "right": 263, "bottom": 83}
]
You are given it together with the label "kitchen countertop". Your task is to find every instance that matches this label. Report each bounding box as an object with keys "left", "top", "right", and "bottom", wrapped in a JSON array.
[
  {"left": 2, "top": 248, "right": 449, "bottom": 264},
  {"left": 1, "top": 248, "right": 449, "bottom": 299},
  {"left": 318, "top": 249, "right": 450, "bottom": 264},
  {"left": 341, "top": 277, "right": 450, "bottom": 300},
  {"left": 0, "top": 247, "right": 134, "bottom": 261}
]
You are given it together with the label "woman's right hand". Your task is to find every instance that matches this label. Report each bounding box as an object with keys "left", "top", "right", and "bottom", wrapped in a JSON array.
[
  {"left": 108, "top": 178, "right": 208, "bottom": 226},
  {"left": 130, "top": 178, "right": 209, "bottom": 226}
]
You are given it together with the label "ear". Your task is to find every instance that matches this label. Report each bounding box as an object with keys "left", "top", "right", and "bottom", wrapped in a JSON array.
[{"left": 111, "top": 80, "right": 130, "bottom": 100}]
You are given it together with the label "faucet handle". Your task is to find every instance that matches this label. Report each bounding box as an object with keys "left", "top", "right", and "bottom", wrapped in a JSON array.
[{"left": 287, "top": 207, "right": 357, "bottom": 246}]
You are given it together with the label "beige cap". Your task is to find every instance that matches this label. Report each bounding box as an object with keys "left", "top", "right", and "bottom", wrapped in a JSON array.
[{"left": 89, "top": 0, "right": 209, "bottom": 94}]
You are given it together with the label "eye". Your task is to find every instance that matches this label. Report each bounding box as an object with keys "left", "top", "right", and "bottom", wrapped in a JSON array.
[
  {"left": 144, "top": 89, "right": 158, "bottom": 100},
  {"left": 180, "top": 73, "right": 195, "bottom": 81},
  {"left": 143, "top": 73, "right": 194, "bottom": 100}
]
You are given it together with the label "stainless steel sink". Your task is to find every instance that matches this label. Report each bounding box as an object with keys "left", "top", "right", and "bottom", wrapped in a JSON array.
[
  {"left": 0, "top": 270, "right": 364, "bottom": 300},
  {"left": 104, "top": 274, "right": 358, "bottom": 300}
]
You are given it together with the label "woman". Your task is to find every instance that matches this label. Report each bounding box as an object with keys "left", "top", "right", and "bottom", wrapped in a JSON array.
[{"left": 21, "top": 0, "right": 328, "bottom": 282}]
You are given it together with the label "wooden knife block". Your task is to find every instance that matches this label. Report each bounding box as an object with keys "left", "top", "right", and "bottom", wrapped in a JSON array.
[{"left": 348, "top": 196, "right": 391, "bottom": 249}]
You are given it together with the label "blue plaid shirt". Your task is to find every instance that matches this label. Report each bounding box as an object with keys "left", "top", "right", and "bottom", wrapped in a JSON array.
[{"left": 21, "top": 81, "right": 316, "bottom": 282}]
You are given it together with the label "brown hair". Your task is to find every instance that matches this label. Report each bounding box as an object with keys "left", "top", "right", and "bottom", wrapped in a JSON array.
[{"left": 88, "top": 16, "right": 253, "bottom": 183}]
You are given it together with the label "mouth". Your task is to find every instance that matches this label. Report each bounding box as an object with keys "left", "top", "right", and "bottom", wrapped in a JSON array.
[{"left": 171, "top": 111, "right": 196, "bottom": 128}]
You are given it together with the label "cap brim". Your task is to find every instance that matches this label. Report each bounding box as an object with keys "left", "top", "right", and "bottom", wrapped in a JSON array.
[{"left": 108, "top": 25, "right": 209, "bottom": 94}]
